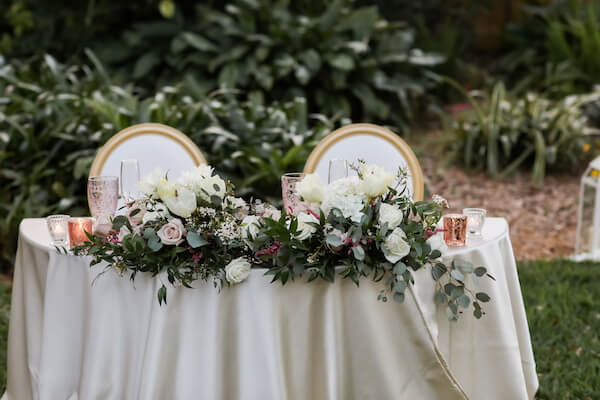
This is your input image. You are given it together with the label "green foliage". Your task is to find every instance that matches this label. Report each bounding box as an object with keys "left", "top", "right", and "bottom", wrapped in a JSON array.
[
  {"left": 519, "top": 259, "right": 600, "bottom": 399},
  {"left": 0, "top": 54, "right": 338, "bottom": 273},
  {"left": 96, "top": 0, "right": 446, "bottom": 129},
  {"left": 445, "top": 80, "right": 599, "bottom": 183},
  {"left": 251, "top": 170, "right": 492, "bottom": 321},
  {"left": 498, "top": 0, "right": 600, "bottom": 97}
]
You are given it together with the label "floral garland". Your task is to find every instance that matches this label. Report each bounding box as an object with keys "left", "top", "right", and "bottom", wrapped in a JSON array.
[{"left": 75, "top": 164, "right": 493, "bottom": 320}]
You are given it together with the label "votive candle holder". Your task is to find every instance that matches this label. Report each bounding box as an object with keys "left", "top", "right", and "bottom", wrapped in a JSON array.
[
  {"left": 46, "top": 215, "right": 70, "bottom": 246},
  {"left": 68, "top": 217, "right": 93, "bottom": 248},
  {"left": 443, "top": 214, "right": 468, "bottom": 247}
]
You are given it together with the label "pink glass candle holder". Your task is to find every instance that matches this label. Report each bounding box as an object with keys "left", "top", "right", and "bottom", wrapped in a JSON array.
[
  {"left": 282, "top": 173, "right": 307, "bottom": 215},
  {"left": 68, "top": 218, "right": 93, "bottom": 248},
  {"left": 443, "top": 214, "right": 468, "bottom": 247}
]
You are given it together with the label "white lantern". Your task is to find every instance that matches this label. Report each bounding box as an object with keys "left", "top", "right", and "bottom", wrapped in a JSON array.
[{"left": 575, "top": 156, "right": 600, "bottom": 261}]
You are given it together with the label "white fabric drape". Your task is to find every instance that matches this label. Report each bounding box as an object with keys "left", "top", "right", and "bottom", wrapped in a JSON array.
[{"left": 6, "top": 219, "right": 470, "bottom": 400}]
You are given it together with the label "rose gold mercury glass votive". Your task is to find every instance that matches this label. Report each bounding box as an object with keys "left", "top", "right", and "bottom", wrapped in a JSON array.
[
  {"left": 68, "top": 218, "right": 93, "bottom": 248},
  {"left": 443, "top": 214, "right": 468, "bottom": 247}
]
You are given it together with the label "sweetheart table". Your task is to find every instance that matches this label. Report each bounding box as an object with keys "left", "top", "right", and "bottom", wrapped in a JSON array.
[{"left": 4, "top": 217, "right": 537, "bottom": 400}]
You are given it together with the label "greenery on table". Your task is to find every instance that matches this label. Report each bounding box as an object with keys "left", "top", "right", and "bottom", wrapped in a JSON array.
[
  {"left": 445, "top": 81, "right": 599, "bottom": 183},
  {"left": 73, "top": 164, "right": 492, "bottom": 320},
  {"left": 251, "top": 167, "right": 493, "bottom": 321}
]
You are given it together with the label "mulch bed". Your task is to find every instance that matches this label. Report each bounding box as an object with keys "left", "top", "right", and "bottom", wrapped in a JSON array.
[{"left": 420, "top": 157, "right": 581, "bottom": 261}]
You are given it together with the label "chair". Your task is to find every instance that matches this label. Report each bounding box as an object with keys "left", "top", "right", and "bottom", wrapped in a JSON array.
[
  {"left": 89, "top": 123, "right": 206, "bottom": 180},
  {"left": 303, "top": 123, "right": 424, "bottom": 201}
]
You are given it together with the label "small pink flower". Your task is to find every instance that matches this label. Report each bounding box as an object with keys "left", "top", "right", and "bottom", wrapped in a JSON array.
[
  {"left": 192, "top": 252, "right": 203, "bottom": 263},
  {"left": 255, "top": 241, "right": 281, "bottom": 257}
]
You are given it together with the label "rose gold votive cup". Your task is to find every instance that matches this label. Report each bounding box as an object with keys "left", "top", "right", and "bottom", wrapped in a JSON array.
[
  {"left": 443, "top": 214, "right": 468, "bottom": 247},
  {"left": 68, "top": 218, "right": 93, "bottom": 248}
]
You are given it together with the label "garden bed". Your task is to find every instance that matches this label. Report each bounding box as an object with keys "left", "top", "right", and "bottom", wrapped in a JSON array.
[{"left": 418, "top": 142, "right": 581, "bottom": 261}]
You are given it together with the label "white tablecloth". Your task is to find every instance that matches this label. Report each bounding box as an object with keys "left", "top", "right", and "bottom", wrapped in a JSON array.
[
  {"left": 4, "top": 218, "right": 537, "bottom": 400},
  {"left": 415, "top": 218, "right": 538, "bottom": 400}
]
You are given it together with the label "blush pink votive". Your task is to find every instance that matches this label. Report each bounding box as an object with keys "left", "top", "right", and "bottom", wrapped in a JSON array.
[{"left": 68, "top": 218, "right": 93, "bottom": 248}]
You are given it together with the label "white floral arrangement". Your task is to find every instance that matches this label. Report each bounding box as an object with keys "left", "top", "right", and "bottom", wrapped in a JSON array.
[{"left": 75, "top": 163, "right": 493, "bottom": 320}]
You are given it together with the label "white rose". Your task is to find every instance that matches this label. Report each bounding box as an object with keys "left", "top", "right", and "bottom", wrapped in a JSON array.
[
  {"left": 225, "top": 257, "right": 251, "bottom": 284},
  {"left": 137, "top": 168, "right": 166, "bottom": 198},
  {"left": 118, "top": 225, "right": 131, "bottom": 242},
  {"left": 426, "top": 232, "right": 447, "bottom": 258},
  {"left": 126, "top": 199, "right": 147, "bottom": 226},
  {"left": 162, "top": 186, "right": 197, "bottom": 218},
  {"left": 359, "top": 164, "right": 394, "bottom": 198},
  {"left": 383, "top": 227, "right": 411, "bottom": 263},
  {"left": 142, "top": 203, "right": 170, "bottom": 224},
  {"left": 296, "top": 173, "right": 325, "bottom": 203},
  {"left": 241, "top": 215, "right": 261, "bottom": 240},
  {"left": 156, "top": 218, "right": 187, "bottom": 245},
  {"left": 295, "top": 212, "right": 319, "bottom": 241},
  {"left": 199, "top": 175, "right": 227, "bottom": 201},
  {"left": 378, "top": 203, "right": 404, "bottom": 229}
]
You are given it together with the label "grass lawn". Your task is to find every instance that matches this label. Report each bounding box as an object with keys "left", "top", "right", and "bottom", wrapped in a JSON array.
[
  {"left": 0, "top": 260, "right": 597, "bottom": 396},
  {"left": 519, "top": 260, "right": 600, "bottom": 399}
]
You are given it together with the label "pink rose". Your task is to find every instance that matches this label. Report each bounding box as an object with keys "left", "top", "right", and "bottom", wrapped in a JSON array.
[
  {"left": 126, "top": 200, "right": 147, "bottom": 226},
  {"left": 157, "top": 218, "right": 187, "bottom": 246}
]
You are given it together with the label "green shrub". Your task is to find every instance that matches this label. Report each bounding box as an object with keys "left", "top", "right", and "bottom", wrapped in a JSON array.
[
  {"left": 0, "top": 54, "right": 339, "bottom": 273},
  {"left": 96, "top": 0, "right": 445, "bottom": 130},
  {"left": 445, "top": 81, "right": 599, "bottom": 183},
  {"left": 498, "top": 0, "right": 600, "bottom": 97}
]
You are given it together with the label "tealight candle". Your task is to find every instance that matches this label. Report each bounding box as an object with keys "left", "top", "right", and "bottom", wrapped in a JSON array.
[
  {"left": 68, "top": 218, "right": 93, "bottom": 248},
  {"left": 46, "top": 215, "right": 70, "bottom": 246}
]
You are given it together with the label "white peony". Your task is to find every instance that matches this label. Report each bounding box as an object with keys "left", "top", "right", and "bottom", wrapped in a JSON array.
[
  {"left": 142, "top": 203, "right": 170, "bottom": 224},
  {"left": 156, "top": 218, "right": 187, "bottom": 245},
  {"left": 198, "top": 175, "right": 227, "bottom": 202},
  {"left": 225, "top": 257, "right": 251, "bottom": 284},
  {"left": 383, "top": 227, "right": 411, "bottom": 263},
  {"left": 138, "top": 168, "right": 166, "bottom": 198},
  {"left": 295, "top": 212, "right": 319, "bottom": 241},
  {"left": 241, "top": 215, "right": 261, "bottom": 240},
  {"left": 378, "top": 203, "right": 404, "bottom": 229},
  {"left": 426, "top": 232, "right": 447, "bottom": 258},
  {"left": 162, "top": 186, "right": 197, "bottom": 218},
  {"left": 359, "top": 164, "right": 394, "bottom": 198},
  {"left": 296, "top": 173, "right": 325, "bottom": 203}
]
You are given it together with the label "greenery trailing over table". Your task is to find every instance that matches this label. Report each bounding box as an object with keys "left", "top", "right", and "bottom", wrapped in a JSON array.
[{"left": 73, "top": 164, "right": 493, "bottom": 321}]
